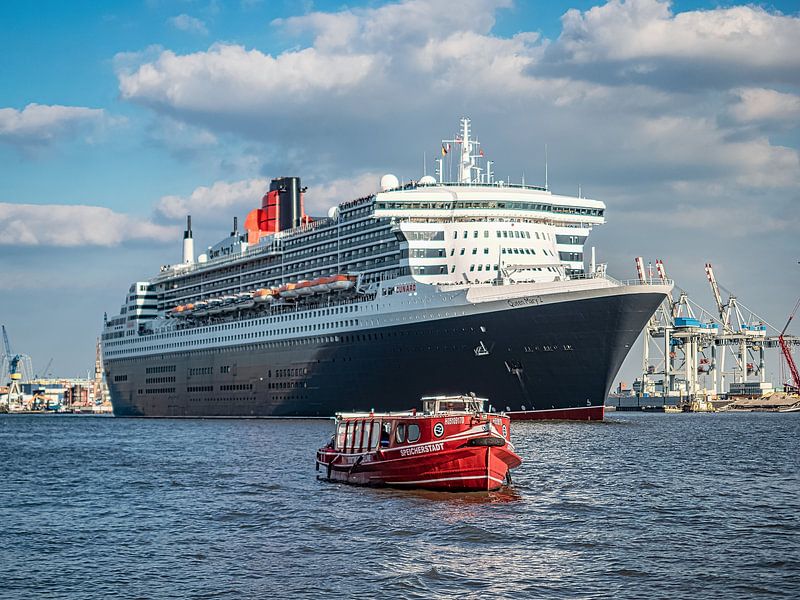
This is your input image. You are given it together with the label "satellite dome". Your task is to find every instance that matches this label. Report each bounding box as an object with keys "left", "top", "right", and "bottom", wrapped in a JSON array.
[
  {"left": 327, "top": 206, "right": 339, "bottom": 220},
  {"left": 380, "top": 173, "right": 400, "bottom": 191},
  {"left": 418, "top": 175, "right": 436, "bottom": 185}
]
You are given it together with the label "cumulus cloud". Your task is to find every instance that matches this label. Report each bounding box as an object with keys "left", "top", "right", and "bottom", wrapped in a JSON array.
[
  {"left": 115, "top": 0, "right": 800, "bottom": 231},
  {"left": 0, "top": 203, "right": 178, "bottom": 247},
  {"left": 0, "top": 103, "right": 108, "bottom": 148},
  {"left": 729, "top": 88, "right": 800, "bottom": 125},
  {"left": 117, "top": 44, "right": 378, "bottom": 120},
  {"left": 153, "top": 173, "right": 383, "bottom": 224},
  {"left": 155, "top": 178, "right": 269, "bottom": 220},
  {"left": 169, "top": 14, "right": 208, "bottom": 35},
  {"left": 304, "top": 172, "right": 382, "bottom": 215},
  {"left": 541, "top": 0, "right": 800, "bottom": 90}
]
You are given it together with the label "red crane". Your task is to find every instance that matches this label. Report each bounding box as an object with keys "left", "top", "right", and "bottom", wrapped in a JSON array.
[{"left": 779, "top": 297, "right": 800, "bottom": 393}]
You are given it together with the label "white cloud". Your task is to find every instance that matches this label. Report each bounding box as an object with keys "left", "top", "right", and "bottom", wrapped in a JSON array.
[
  {"left": 304, "top": 172, "right": 382, "bottom": 215},
  {"left": 548, "top": 0, "right": 800, "bottom": 86},
  {"left": 0, "top": 103, "right": 107, "bottom": 147},
  {"left": 730, "top": 88, "right": 800, "bottom": 125},
  {"left": 117, "top": 43, "right": 378, "bottom": 118},
  {"left": 169, "top": 14, "right": 208, "bottom": 35},
  {"left": 154, "top": 173, "right": 383, "bottom": 224},
  {"left": 115, "top": 0, "right": 800, "bottom": 215},
  {"left": 155, "top": 178, "right": 269, "bottom": 220},
  {"left": 0, "top": 203, "right": 178, "bottom": 247}
]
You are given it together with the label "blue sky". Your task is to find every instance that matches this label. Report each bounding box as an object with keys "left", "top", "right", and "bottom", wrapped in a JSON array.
[{"left": 1, "top": 0, "right": 798, "bottom": 383}]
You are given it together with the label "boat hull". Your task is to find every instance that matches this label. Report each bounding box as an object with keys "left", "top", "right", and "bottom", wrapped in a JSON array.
[
  {"left": 317, "top": 438, "right": 520, "bottom": 492},
  {"left": 105, "top": 290, "right": 665, "bottom": 420}
]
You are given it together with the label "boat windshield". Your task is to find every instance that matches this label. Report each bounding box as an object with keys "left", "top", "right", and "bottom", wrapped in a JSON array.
[{"left": 421, "top": 395, "right": 486, "bottom": 414}]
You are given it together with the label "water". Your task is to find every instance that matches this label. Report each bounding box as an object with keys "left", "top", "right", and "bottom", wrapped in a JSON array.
[{"left": 1, "top": 413, "right": 798, "bottom": 599}]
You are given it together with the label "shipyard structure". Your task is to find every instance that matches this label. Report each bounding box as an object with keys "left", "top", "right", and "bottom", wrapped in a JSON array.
[
  {"left": 627, "top": 259, "right": 800, "bottom": 412},
  {"left": 101, "top": 119, "right": 670, "bottom": 420}
]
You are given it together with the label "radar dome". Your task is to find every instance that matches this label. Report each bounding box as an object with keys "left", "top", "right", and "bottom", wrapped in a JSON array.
[
  {"left": 418, "top": 175, "right": 436, "bottom": 185},
  {"left": 380, "top": 173, "right": 400, "bottom": 191},
  {"left": 327, "top": 206, "right": 339, "bottom": 220}
]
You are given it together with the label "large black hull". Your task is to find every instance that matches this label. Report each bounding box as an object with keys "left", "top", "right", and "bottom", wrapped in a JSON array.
[{"left": 105, "top": 290, "right": 665, "bottom": 419}]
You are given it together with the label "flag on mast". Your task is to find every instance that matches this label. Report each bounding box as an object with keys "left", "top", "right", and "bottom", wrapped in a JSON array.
[{"left": 441, "top": 143, "right": 450, "bottom": 156}]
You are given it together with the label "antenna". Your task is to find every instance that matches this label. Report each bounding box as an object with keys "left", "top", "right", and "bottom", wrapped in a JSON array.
[
  {"left": 578, "top": 184, "right": 581, "bottom": 198},
  {"left": 544, "top": 143, "right": 549, "bottom": 190},
  {"left": 423, "top": 151, "right": 427, "bottom": 177}
]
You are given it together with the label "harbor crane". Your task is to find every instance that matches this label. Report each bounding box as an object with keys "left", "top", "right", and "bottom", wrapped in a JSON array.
[
  {"left": 1, "top": 325, "right": 34, "bottom": 405},
  {"left": 778, "top": 297, "right": 800, "bottom": 394},
  {"left": 703, "top": 263, "right": 769, "bottom": 395},
  {"left": 37, "top": 357, "right": 54, "bottom": 379}
]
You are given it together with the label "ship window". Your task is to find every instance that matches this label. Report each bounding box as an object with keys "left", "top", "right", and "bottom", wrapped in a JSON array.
[
  {"left": 483, "top": 248, "right": 489, "bottom": 254},
  {"left": 469, "top": 265, "right": 475, "bottom": 272},
  {"left": 471, "top": 248, "right": 477, "bottom": 255},
  {"left": 459, "top": 249, "right": 465, "bottom": 255},
  {"left": 407, "top": 424, "right": 420, "bottom": 443},
  {"left": 483, "top": 231, "right": 489, "bottom": 238},
  {"left": 395, "top": 422, "right": 406, "bottom": 444},
  {"left": 473, "top": 231, "right": 478, "bottom": 238}
]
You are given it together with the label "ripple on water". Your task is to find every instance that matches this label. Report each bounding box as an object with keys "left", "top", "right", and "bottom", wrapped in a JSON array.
[{"left": 1, "top": 413, "right": 798, "bottom": 599}]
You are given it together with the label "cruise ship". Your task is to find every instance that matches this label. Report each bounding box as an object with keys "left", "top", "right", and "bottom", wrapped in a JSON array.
[{"left": 102, "top": 118, "right": 671, "bottom": 420}]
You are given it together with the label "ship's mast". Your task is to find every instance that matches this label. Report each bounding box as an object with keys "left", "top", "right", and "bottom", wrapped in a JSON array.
[
  {"left": 459, "top": 118, "right": 473, "bottom": 183},
  {"left": 442, "top": 117, "right": 482, "bottom": 184}
]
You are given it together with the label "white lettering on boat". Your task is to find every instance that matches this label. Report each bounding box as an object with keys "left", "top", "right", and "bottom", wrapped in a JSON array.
[
  {"left": 444, "top": 416, "right": 464, "bottom": 425},
  {"left": 399, "top": 442, "right": 444, "bottom": 457}
]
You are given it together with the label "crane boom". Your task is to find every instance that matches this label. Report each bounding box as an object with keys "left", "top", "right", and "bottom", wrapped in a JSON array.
[
  {"left": 704, "top": 263, "right": 725, "bottom": 318},
  {"left": 779, "top": 297, "right": 800, "bottom": 392},
  {"left": 2, "top": 325, "right": 11, "bottom": 356}
]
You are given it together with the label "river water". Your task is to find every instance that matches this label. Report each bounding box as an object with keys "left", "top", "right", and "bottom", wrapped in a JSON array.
[{"left": 1, "top": 412, "right": 798, "bottom": 599}]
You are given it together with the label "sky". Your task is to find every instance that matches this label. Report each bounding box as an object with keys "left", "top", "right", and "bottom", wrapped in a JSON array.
[{"left": 0, "top": 0, "right": 798, "bottom": 386}]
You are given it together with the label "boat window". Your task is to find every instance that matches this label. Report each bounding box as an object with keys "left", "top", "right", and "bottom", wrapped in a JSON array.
[
  {"left": 370, "top": 421, "right": 380, "bottom": 449},
  {"left": 345, "top": 422, "right": 354, "bottom": 451},
  {"left": 395, "top": 422, "right": 406, "bottom": 444},
  {"left": 356, "top": 420, "right": 367, "bottom": 452},
  {"left": 336, "top": 423, "right": 346, "bottom": 449},
  {"left": 380, "top": 422, "right": 391, "bottom": 447},
  {"left": 353, "top": 421, "right": 363, "bottom": 452},
  {"left": 407, "top": 424, "right": 420, "bottom": 443}
]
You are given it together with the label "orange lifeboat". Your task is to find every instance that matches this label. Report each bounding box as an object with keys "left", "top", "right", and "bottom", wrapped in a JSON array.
[
  {"left": 329, "top": 274, "right": 356, "bottom": 291},
  {"left": 295, "top": 280, "right": 314, "bottom": 297},
  {"left": 279, "top": 283, "right": 299, "bottom": 299},
  {"left": 253, "top": 288, "right": 275, "bottom": 303},
  {"left": 310, "top": 276, "right": 333, "bottom": 294}
]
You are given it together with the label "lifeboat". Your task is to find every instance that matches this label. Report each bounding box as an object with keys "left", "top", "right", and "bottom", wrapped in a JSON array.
[
  {"left": 310, "top": 276, "right": 333, "bottom": 294},
  {"left": 279, "top": 283, "right": 298, "bottom": 299},
  {"left": 236, "top": 292, "right": 255, "bottom": 309},
  {"left": 193, "top": 301, "right": 209, "bottom": 317},
  {"left": 329, "top": 274, "right": 356, "bottom": 291},
  {"left": 295, "top": 280, "right": 314, "bottom": 297},
  {"left": 221, "top": 295, "right": 238, "bottom": 312},
  {"left": 253, "top": 288, "right": 275, "bottom": 303},
  {"left": 207, "top": 298, "right": 224, "bottom": 315},
  {"left": 183, "top": 303, "right": 195, "bottom": 316},
  {"left": 170, "top": 305, "right": 185, "bottom": 318},
  {"left": 316, "top": 395, "right": 522, "bottom": 492}
]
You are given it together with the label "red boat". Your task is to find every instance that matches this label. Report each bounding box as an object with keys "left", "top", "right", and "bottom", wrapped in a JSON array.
[{"left": 315, "top": 395, "right": 522, "bottom": 492}]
